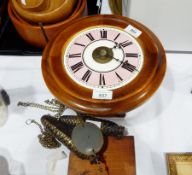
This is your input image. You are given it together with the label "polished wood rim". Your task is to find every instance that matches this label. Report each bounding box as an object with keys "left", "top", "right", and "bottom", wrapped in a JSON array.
[
  {"left": 8, "top": 0, "right": 86, "bottom": 47},
  {"left": 11, "top": 0, "right": 78, "bottom": 24},
  {"left": 42, "top": 15, "right": 166, "bottom": 116}
]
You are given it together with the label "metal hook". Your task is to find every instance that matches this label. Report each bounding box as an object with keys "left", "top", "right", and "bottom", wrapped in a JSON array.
[
  {"left": 25, "top": 119, "right": 34, "bottom": 125},
  {"left": 25, "top": 119, "right": 44, "bottom": 133}
]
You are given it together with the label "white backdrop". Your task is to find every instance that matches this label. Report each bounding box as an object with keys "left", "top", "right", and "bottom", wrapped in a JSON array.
[
  {"left": 0, "top": 53, "right": 192, "bottom": 175},
  {"left": 102, "top": 0, "right": 192, "bottom": 52}
]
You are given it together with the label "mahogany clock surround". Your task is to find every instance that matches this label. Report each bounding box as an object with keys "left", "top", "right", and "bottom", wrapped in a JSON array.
[{"left": 42, "top": 15, "right": 166, "bottom": 117}]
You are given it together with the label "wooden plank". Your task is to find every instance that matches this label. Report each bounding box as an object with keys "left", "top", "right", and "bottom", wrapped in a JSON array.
[{"left": 68, "top": 136, "right": 136, "bottom": 175}]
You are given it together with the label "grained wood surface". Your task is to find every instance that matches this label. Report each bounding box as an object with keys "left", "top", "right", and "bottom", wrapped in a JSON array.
[
  {"left": 68, "top": 136, "right": 136, "bottom": 175},
  {"left": 11, "top": 0, "right": 77, "bottom": 24},
  {"left": 8, "top": 0, "right": 87, "bottom": 47}
]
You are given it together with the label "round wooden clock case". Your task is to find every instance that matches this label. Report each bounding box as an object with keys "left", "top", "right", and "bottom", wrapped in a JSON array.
[{"left": 42, "top": 15, "right": 166, "bottom": 117}]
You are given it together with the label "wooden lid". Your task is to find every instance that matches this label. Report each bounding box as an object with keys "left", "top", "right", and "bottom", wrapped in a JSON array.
[
  {"left": 11, "top": 0, "right": 78, "bottom": 24},
  {"left": 42, "top": 15, "right": 166, "bottom": 116},
  {"left": 8, "top": 0, "right": 86, "bottom": 47}
]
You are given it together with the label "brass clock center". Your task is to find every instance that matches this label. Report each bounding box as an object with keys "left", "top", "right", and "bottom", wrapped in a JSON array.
[{"left": 92, "top": 46, "right": 113, "bottom": 64}]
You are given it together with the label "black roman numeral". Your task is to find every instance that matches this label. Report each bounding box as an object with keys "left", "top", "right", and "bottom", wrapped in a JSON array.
[
  {"left": 100, "top": 30, "right": 107, "bottom": 38},
  {"left": 69, "top": 53, "right": 81, "bottom": 58},
  {"left": 115, "top": 72, "right": 123, "bottom": 81},
  {"left": 99, "top": 74, "right": 105, "bottom": 86},
  {"left": 113, "top": 33, "right": 120, "bottom": 41},
  {"left": 125, "top": 53, "right": 138, "bottom": 58},
  {"left": 122, "top": 60, "right": 136, "bottom": 72},
  {"left": 71, "top": 61, "right": 84, "bottom": 73},
  {"left": 119, "top": 41, "right": 132, "bottom": 48},
  {"left": 86, "top": 33, "right": 95, "bottom": 41},
  {"left": 74, "top": 43, "right": 86, "bottom": 47},
  {"left": 82, "top": 70, "right": 92, "bottom": 82}
]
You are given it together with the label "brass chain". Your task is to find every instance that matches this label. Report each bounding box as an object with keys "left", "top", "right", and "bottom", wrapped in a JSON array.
[{"left": 18, "top": 99, "right": 66, "bottom": 118}]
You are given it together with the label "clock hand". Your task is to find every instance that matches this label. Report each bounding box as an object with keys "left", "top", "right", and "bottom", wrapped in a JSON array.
[
  {"left": 107, "top": 48, "right": 139, "bottom": 72},
  {"left": 107, "top": 53, "right": 139, "bottom": 72},
  {"left": 107, "top": 48, "right": 123, "bottom": 64},
  {"left": 108, "top": 54, "right": 124, "bottom": 64},
  {"left": 113, "top": 42, "right": 121, "bottom": 49}
]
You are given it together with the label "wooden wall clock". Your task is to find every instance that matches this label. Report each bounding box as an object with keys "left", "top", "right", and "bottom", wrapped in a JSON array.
[{"left": 42, "top": 15, "right": 166, "bottom": 117}]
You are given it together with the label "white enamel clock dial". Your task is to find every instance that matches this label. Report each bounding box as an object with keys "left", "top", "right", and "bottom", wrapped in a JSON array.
[{"left": 63, "top": 26, "right": 143, "bottom": 90}]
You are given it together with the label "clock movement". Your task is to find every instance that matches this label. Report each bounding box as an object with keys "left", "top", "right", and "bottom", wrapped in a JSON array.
[{"left": 42, "top": 15, "right": 166, "bottom": 116}]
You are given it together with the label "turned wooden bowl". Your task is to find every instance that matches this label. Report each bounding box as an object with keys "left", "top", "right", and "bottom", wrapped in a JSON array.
[
  {"left": 16, "top": 0, "right": 46, "bottom": 11},
  {"left": 11, "top": 0, "right": 78, "bottom": 24},
  {"left": 8, "top": 0, "right": 87, "bottom": 48}
]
